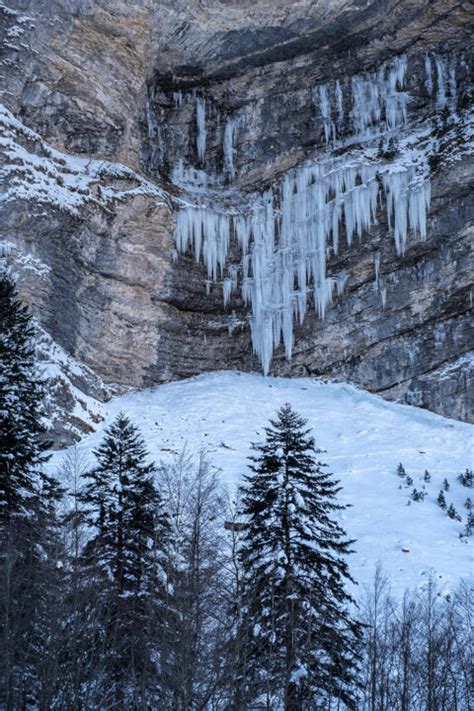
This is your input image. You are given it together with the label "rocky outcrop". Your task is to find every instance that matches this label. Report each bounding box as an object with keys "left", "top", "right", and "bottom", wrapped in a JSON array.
[{"left": 0, "top": 0, "right": 472, "bottom": 443}]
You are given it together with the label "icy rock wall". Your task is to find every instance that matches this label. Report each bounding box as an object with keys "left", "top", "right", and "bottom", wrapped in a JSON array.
[
  {"left": 172, "top": 53, "right": 441, "bottom": 374},
  {"left": 175, "top": 155, "right": 431, "bottom": 374}
]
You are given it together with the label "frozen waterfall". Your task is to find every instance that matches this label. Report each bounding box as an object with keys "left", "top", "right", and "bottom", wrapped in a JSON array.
[
  {"left": 169, "top": 52, "right": 458, "bottom": 373},
  {"left": 313, "top": 55, "right": 409, "bottom": 143},
  {"left": 174, "top": 155, "right": 431, "bottom": 374}
]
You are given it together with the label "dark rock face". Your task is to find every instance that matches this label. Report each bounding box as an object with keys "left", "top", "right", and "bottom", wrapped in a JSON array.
[{"left": 0, "top": 0, "right": 472, "bottom": 443}]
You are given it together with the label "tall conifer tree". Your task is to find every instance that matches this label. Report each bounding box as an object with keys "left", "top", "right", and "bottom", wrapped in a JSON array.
[
  {"left": 78, "top": 414, "right": 170, "bottom": 708},
  {"left": 0, "top": 268, "right": 49, "bottom": 524},
  {"left": 0, "top": 268, "right": 58, "bottom": 709},
  {"left": 236, "top": 404, "right": 362, "bottom": 710}
]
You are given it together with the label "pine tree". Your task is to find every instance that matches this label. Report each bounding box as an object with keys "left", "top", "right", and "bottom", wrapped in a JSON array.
[
  {"left": 437, "top": 490, "right": 447, "bottom": 510},
  {"left": 443, "top": 478, "right": 450, "bottom": 492},
  {"left": 464, "top": 511, "right": 474, "bottom": 537},
  {"left": 78, "top": 414, "right": 170, "bottom": 708},
  {"left": 0, "top": 268, "right": 50, "bottom": 524},
  {"left": 423, "top": 470, "right": 431, "bottom": 483},
  {"left": 0, "top": 268, "right": 55, "bottom": 709},
  {"left": 447, "top": 504, "right": 461, "bottom": 522},
  {"left": 397, "top": 463, "right": 406, "bottom": 478},
  {"left": 457, "top": 468, "right": 473, "bottom": 488},
  {"left": 33, "top": 473, "right": 67, "bottom": 710},
  {"left": 236, "top": 404, "right": 362, "bottom": 710},
  {"left": 411, "top": 488, "right": 426, "bottom": 502}
]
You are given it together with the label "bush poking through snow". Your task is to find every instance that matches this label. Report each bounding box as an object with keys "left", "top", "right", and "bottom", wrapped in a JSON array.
[{"left": 457, "top": 469, "right": 473, "bottom": 488}]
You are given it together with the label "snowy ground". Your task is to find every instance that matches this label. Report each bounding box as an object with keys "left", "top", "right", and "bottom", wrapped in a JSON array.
[{"left": 49, "top": 372, "right": 473, "bottom": 597}]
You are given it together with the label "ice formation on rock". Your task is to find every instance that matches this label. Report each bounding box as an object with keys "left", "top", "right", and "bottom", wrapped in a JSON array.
[
  {"left": 435, "top": 55, "right": 448, "bottom": 108},
  {"left": 223, "top": 116, "right": 238, "bottom": 178},
  {"left": 175, "top": 154, "right": 431, "bottom": 373},
  {"left": 171, "top": 52, "right": 468, "bottom": 373},
  {"left": 432, "top": 52, "right": 458, "bottom": 108},
  {"left": 196, "top": 97, "right": 207, "bottom": 164},
  {"left": 312, "top": 55, "right": 409, "bottom": 144},
  {"left": 424, "top": 54, "right": 434, "bottom": 95}
]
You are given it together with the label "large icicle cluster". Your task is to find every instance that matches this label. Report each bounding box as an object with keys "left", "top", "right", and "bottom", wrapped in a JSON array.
[
  {"left": 313, "top": 55, "right": 409, "bottom": 144},
  {"left": 312, "top": 51, "right": 461, "bottom": 146},
  {"left": 424, "top": 53, "right": 459, "bottom": 108},
  {"left": 174, "top": 155, "right": 431, "bottom": 374},
  {"left": 171, "top": 52, "right": 468, "bottom": 372}
]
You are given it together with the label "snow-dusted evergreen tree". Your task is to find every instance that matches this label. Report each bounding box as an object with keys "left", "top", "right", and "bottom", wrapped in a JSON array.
[
  {"left": 0, "top": 268, "right": 50, "bottom": 525},
  {"left": 33, "top": 473, "right": 67, "bottom": 709},
  {"left": 78, "top": 414, "right": 170, "bottom": 708},
  {"left": 0, "top": 268, "right": 58, "bottom": 709},
  {"left": 236, "top": 404, "right": 362, "bottom": 710},
  {"left": 437, "top": 490, "right": 447, "bottom": 510}
]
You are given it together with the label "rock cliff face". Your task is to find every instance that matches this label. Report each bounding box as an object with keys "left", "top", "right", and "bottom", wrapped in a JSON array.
[{"left": 0, "top": 0, "right": 472, "bottom": 443}]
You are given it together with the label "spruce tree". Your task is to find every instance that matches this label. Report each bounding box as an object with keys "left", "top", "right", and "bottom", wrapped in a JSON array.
[
  {"left": 0, "top": 268, "right": 50, "bottom": 524},
  {"left": 33, "top": 473, "right": 67, "bottom": 710},
  {"left": 397, "top": 463, "right": 406, "bottom": 478},
  {"left": 78, "top": 414, "right": 170, "bottom": 709},
  {"left": 0, "top": 268, "right": 55, "bottom": 709},
  {"left": 236, "top": 404, "right": 362, "bottom": 710}
]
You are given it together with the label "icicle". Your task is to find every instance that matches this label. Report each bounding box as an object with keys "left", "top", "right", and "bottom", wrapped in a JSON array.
[
  {"left": 408, "top": 179, "right": 431, "bottom": 241},
  {"left": 196, "top": 97, "right": 207, "bottom": 163},
  {"left": 435, "top": 55, "right": 447, "bottom": 107},
  {"left": 335, "top": 80, "right": 344, "bottom": 125},
  {"left": 383, "top": 170, "right": 410, "bottom": 255},
  {"left": 318, "top": 84, "right": 333, "bottom": 144},
  {"left": 223, "top": 278, "right": 233, "bottom": 306},
  {"left": 223, "top": 116, "right": 237, "bottom": 178},
  {"left": 350, "top": 54, "right": 409, "bottom": 137},
  {"left": 173, "top": 90, "right": 183, "bottom": 107},
  {"left": 374, "top": 251, "right": 381, "bottom": 292},
  {"left": 448, "top": 53, "right": 457, "bottom": 104},
  {"left": 424, "top": 54, "right": 433, "bottom": 95}
]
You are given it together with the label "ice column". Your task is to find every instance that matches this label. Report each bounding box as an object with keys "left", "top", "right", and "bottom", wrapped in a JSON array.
[
  {"left": 223, "top": 116, "right": 238, "bottom": 178},
  {"left": 383, "top": 169, "right": 431, "bottom": 255},
  {"left": 196, "top": 97, "right": 207, "bottom": 163},
  {"left": 435, "top": 55, "right": 447, "bottom": 107},
  {"left": 424, "top": 54, "right": 433, "bottom": 95},
  {"left": 318, "top": 84, "right": 334, "bottom": 144}
]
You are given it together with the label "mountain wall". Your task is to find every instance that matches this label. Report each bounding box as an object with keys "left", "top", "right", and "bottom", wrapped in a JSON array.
[{"left": 0, "top": 0, "right": 472, "bottom": 443}]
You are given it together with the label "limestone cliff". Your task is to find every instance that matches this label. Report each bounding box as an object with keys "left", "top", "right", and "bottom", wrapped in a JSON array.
[{"left": 0, "top": 0, "right": 472, "bottom": 444}]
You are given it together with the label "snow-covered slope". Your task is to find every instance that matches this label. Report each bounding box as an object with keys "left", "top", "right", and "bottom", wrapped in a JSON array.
[{"left": 49, "top": 372, "right": 473, "bottom": 596}]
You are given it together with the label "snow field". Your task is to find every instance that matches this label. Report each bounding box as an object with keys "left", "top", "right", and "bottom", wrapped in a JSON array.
[{"left": 49, "top": 371, "right": 474, "bottom": 597}]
